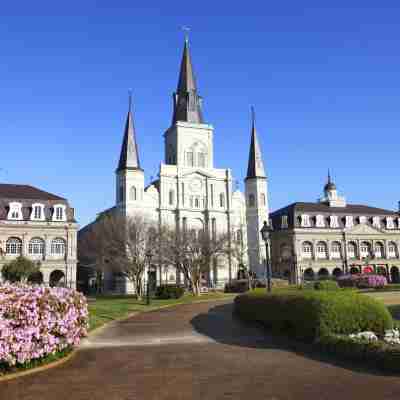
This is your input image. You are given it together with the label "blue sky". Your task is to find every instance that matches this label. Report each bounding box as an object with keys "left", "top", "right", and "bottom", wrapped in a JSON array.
[{"left": 1, "top": 1, "right": 400, "bottom": 227}]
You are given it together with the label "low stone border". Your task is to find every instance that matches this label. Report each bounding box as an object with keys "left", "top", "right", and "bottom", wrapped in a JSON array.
[{"left": 0, "top": 349, "right": 78, "bottom": 383}]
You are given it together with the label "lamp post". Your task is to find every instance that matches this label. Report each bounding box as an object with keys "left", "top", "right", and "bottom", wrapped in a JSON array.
[
  {"left": 260, "top": 221, "right": 272, "bottom": 293},
  {"left": 145, "top": 249, "right": 154, "bottom": 305}
]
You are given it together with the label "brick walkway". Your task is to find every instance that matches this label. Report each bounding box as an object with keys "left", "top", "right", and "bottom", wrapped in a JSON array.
[{"left": 2, "top": 300, "right": 400, "bottom": 399}]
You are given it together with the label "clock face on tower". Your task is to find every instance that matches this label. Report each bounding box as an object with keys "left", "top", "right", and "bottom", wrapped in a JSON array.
[{"left": 189, "top": 178, "right": 202, "bottom": 193}]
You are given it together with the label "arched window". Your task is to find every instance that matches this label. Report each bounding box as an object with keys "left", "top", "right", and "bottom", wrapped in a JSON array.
[
  {"left": 302, "top": 242, "right": 313, "bottom": 259},
  {"left": 303, "top": 268, "right": 314, "bottom": 280},
  {"left": 347, "top": 242, "right": 357, "bottom": 258},
  {"left": 197, "top": 152, "right": 206, "bottom": 168},
  {"left": 169, "top": 190, "right": 174, "bottom": 206},
  {"left": 248, "top": 194, "right": 255, "bottom": 207},
  {"left": 6, "top": 237, "right": 22, "bottom": 255},
  {"left": 194, "top": 197, "right": 200, "bottom": 208},
  {"left": 219, "top": 193, "right": 225, "bottom": 208},
  {"left": 130, "top": 186, "right": 137, "bottom": 201},
  {"left": 260, "top": 193, "right": 266, "bottom": 206},
  {"left": 360, "top": 241, "right": 371, "bottom": 258},
  {"left": 51, "top": 238, "right": 66, "bottom": 256},
  {"left": 388, "top": 242, "right": 398, "bottom": 258},
  {"left": 331, "top": 241, "right": 341, "bottom": 259},
  {"left": 186, "top": 151, "right": 194, "bottom": 167},
  {"left": 28, "top": 238, "right": 45, "bottom": 255},
  {"left": 318, "top": 268, "right": 329, "bottom": 278},
  {"left": 316, "top": 241, "right": 328, "bottom": 259},
  {"left": 374, "top": 242, "right": 384, "bottom": 258}
]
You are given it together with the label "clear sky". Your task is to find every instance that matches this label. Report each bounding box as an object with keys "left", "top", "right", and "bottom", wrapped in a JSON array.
[{"left": 1, "top": 1, "right": 400, "bottom": 227}]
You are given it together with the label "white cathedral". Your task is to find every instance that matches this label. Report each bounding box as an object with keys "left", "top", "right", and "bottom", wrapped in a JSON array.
[{"left": 89, "top": 39, "right": 270, "bottom": 292}]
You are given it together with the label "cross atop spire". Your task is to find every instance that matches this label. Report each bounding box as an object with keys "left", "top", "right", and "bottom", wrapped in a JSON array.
[
  {"left": 117, "top": 92, "right": 141, "bottom": 172},
  {"left": 172, "top": 37, "right": 204, "bottom": 124},
  {"left": 246, "top": 106, "right": 266, "bottom": 180}
]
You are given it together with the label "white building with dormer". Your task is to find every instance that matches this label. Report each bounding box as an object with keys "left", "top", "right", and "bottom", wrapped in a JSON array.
[
  {"left": 80, "top": 39, "right": 270, "bottom": 292},
  {"left": 0, "top": 184, "right": 78, "bottom": 287},
  {"left": 269, "top": 174, "right": 400, "bottom": 283}
]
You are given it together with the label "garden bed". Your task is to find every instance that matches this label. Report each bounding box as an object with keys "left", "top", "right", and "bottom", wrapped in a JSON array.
[{"left": 234, "top": 289, "right": 400, "bottom": 373}]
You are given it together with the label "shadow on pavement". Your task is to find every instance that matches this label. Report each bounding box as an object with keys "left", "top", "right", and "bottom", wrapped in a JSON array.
[{"left": 190, "top": 302, "right": 398, "bottom": 377}]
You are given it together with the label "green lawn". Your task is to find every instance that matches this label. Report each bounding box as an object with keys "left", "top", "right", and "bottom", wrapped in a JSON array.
[{"left": 88, "top": 292, "right": 236, "bottom": 332}]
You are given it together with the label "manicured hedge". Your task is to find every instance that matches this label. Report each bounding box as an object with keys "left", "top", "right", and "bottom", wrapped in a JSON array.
[
  {"left": 155, "top": 284, "right": 185, "bottom": 299},
  {"left": 224, "top": 279, "right": 249, "bottom": 293},
  {"left": 234, "top": 290, "right": 393, "bottom": 342},
  {"left": 313, "top": 280, "right": 339, "bottom": 291}
]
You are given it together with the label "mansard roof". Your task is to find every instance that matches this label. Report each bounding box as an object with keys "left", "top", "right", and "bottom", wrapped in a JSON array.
[
  {"left": 271, "top": 202, "right": 397, "bottom": 217},
  {"left": 0, "top": 184, "right": 66, "bottom": 201}
]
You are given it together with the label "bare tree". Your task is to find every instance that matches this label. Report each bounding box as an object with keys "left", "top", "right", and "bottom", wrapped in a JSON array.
[
  {"left": 159, "top": 225, "right": 230, "bottom": 296},
  {"left": 79, "top": 215, "right": 115, "bottom": 294},
  {"left": 230, "top": 225, "right": 253, "bottom": 289},
  {"left": 79, "top": 213, "right": 156, "bottom": 299}
]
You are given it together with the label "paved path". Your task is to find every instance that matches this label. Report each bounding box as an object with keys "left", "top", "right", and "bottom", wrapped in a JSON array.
[{"left": 2, "top": 300, "right": 400, "bottom": 399}]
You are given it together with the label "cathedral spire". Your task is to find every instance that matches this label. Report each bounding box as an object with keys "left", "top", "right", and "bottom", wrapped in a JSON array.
[
  {"left": 246, "top": 107, "right": 266, "bottom": 179},
  {"left": 172, "top": 38, "right": 204, "bottom": 124},
  {"left": 117, "top": 93, "right": 141, "bottom": 172}
]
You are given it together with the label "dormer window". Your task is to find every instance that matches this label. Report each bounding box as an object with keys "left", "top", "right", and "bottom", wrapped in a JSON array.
[
  {"left": 52, "top": 204, "right": 66, "bottom": 222},
  {"left": 316, "top": 215, "right": 324, "bottom": 227},
  {"left": 386, "top": 217, "right": 394, "bottom": 229},
  {"left": 281, "top": 215, "right": 288, "bottom": 229},
  {"left": 345, "top": 215, "right": 354, "bottom": 228},
  {"left": 372, "top": 216, "right": 381, "bottom": 228},
  {"left": 31, "top": 203, "right": 45, "bottom": 221},
  {"left": 330, "top": 215, "right": 339, "bottom": 228},
  {"left": 7, "top": 202, "right": 23, "bottom": 220},
  {"left": 359, "top": 216, "right": 367, "bottom": 224},
  {"left": 301, "top": 214, "right": 310, "bottom": 227}
]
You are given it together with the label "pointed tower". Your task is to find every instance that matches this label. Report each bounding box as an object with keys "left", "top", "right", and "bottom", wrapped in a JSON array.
[
  {"left": 164, "top": 38, "right": 213, "bottom": 168},
  {"left": 245, "top": 108, "right": 269, "bottom": 278},
  {"left": 115, "top": 94, "right": 144, "bottom": 215}
]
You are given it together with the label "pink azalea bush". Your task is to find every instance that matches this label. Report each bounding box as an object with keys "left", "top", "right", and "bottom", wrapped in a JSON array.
[
  {"left": 337, "top": 273, "right": 387, "bottom": 289},
  {"left": 0, "top": 283, "right": 88, "bottom": 367}
]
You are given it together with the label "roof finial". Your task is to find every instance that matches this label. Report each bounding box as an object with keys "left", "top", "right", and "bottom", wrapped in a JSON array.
[
  {"left": 182, "top": 25, "right": 190, "bottom": 43},
  {"left": 128, "top": 89, "right": 133, "bottom": 112},
  {"left": 327, "top": 168, "right": 331, "bottom": 184}
]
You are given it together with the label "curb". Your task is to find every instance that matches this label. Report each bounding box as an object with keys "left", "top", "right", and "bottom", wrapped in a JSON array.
[{"left": 0, "top": 349, "right": 78, "bottom": 383}]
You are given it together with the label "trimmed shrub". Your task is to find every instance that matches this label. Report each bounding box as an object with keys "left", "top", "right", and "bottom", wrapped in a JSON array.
[
  {"left": 0, "top": 284, "right": 88, "bottom": 368},
  {"left": 224, "top": 279, "right": 249, "bottom": 293},
  {"left": 234, "top": 290, "right": 393, "bottom": 342},
  {"left": 314, "top": 280, "right": 339, "bottom": 291},
  {"left": 155, "top": 284, "right": 185, "bottom": 299}
]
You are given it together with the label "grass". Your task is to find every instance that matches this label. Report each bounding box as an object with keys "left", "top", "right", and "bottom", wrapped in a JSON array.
[{"left": 88, "top": 291, "right": 236, "bottom": 332}]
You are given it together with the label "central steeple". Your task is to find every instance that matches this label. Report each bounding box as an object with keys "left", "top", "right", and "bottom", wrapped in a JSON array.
[{"left": 172, "top": 38, "right": 204, "bottom": 124}]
